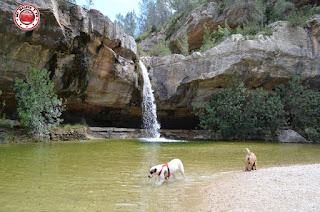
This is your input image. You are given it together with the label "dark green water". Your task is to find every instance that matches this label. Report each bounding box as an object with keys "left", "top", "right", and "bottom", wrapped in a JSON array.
[{"left": 0, "top": 139, "right": 320, "bottom": 211}]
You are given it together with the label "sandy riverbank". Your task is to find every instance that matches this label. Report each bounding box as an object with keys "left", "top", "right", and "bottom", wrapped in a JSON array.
[{"left": 204, "top": 164, "right": 320, "bottom": 212}]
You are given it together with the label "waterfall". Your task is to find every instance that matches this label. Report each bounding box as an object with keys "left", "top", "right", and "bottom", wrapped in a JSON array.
[{"left": 139, "top": 60, "right": 161, "bottom": 138}]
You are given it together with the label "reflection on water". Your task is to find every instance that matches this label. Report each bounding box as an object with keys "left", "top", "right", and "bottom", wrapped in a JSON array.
[
  {"left": 138, "top": 137, "right": 187, "bottom": 142},
  {"left": 0, "top": 140, "right": 320, "bottom": 211}
]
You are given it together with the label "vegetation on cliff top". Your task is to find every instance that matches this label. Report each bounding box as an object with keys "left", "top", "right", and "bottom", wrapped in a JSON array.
[{"left": 116, "top": 0, "right": 319, "bottom": 56}]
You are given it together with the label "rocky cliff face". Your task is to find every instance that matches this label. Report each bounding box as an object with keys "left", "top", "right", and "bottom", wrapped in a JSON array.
[
  {"left": 1, "top": 0, "right": 320, "bottom": 130},
  {"left": 139, "top": 0, "right": 320, "bottom": 55},
  {"left": 139, "top": 0, "right": 255, "bottom": 54},
  {"left": 170, "top": 0, "right": 255, "bottom": 52},
  {"left": 142, "top": 20, "right": 320, "bottom": 129},
  {"left": 0, "top": 0, "right": 141, "bottom": 127}
]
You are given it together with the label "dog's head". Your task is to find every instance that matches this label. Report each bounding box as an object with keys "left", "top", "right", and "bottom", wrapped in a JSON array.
[{"left": 148, "top": 166, "right": 157, "bottom": 178}]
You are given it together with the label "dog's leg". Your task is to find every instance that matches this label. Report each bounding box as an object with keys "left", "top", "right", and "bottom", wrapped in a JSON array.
[
  {"left": 157, "top": 174, "right": 165, "bottom": 185},
  {"left": 249, "top": 162, "right": 253, "bottom": 171},
  {"left": 164, "top": 170, "right": 169, "bottom": 180},
  {"left": 247, "top": 161, "right": 253, "bottom": 171},
  {"left": 245, "top": 161, "right": 250, "bottom": 171},
  {"left": 253, "top": 162, "right": 257, "bottom": 170},
  {"left": 172, "top": 173, "right": 176, "bottom": 180},
  {"left": 179, "top": 163, "right": 185, "bottom": 179},
  {"left": 181, "top": 170, "right": 185, "bottom": 179},
  {"left": 157, "top": 178, "right": 164, "bottom": 185}
]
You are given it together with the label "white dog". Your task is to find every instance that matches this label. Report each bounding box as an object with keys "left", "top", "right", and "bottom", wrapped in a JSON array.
[{"left": 148, "top": 158, "right": 185, "bottom": 185}]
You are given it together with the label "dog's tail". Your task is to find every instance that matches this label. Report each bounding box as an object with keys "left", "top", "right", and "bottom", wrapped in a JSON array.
[{"left": 245, "top": 148, "right": 250, "bottom": 154}]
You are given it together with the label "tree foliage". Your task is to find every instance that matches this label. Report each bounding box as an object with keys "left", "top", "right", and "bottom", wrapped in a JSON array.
[
  {"left": 66, "top": 0, "right": 76, "bottom": 3},
  {"left": 13, "top": 64, "right": 65, "bottom": 139},
  {"left": 149, "top": 40, "right": 172, "bottom": 56},
  {"left": 272, "top": 0, "right": 295, "bottom": 21},
  {"left": 286, "top": 4, "right": 320, "bottom": 27},
  {"left": 83, "top": 0, "right": 94, "bottom": 10},
  {"left": 198, "top": 76, "right": 320, "bottom": 141},
  {"left": 200, "top": 22, "right": 231, "bottom": 52},
  {"left": 178, "top": 27, "right": 189, "bottom": 56},
  {"left": 167, "top": 0, "right": 195, "bottom": 14},
  {"left": 275, "top": 75, "right": 320, "bottom": 134},
  {"left": 0, "top": 45, "right": 11, "bottom": 119},
  {"left": 0, "top": 90, "right": 5, "bottom": 119},
  {"left": 138, "top": 0, "right": 172, "bottom": 33},
  {"left": 115, "top": 11, "right": 138, "bottom": 37},
  {"left": 198, "top": 79, "right": 286, "bottom": 140}
]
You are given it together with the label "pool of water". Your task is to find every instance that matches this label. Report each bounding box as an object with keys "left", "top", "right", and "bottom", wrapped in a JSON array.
[{"left": 1, "top": 139, "right": 320, "bottom": 211}]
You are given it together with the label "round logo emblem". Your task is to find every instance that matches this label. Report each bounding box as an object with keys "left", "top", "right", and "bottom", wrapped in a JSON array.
[{"left": 14, "top": 4, "right": 40, "bottom": 30}]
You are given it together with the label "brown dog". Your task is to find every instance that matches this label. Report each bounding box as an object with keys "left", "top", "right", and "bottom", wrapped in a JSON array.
[{"left": 245, "top": 148, "right": 257, "bottom": 171}]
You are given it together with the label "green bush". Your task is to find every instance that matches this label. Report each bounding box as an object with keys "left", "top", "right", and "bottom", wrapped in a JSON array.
[
  {"left": 217, "top": 1, "right": 225, "bottom": 15},
  {"left": 235, "top": 21, "right": 262, "bottom": 37},
  {"left": 286, "top": 5, "right": 320, "bottom": 27},
  {"left": 135, "top": 28, "right": 152, "bottom": 43},
  {"left": 13, "top": 65, "right": 65, "bottom": 140},
  {"left": 198, "top": 78, "right": 286, "bottom": 140},
  {"left": 151, "top": 24, "right": 159, "bottom": 33},
  {"left": 198, "top": 75, "right": 320, "bottom": 141},
  {"left": 0, "top": 90, "right": 5, "bottom": 119},
  {"left": 149, "top": 40, "right": 172, "bottom": 56},
  {"left": 0, "top": 136, "right": 5, "bottom": 144},
  {"left": 200, "top": 24, "right": 232, "bottom": 52},
  {"left": 178, "top": 27, "right": 189, "bottom": 56},
  {"left": 261, "top": 27, "right": 274, "bottom": 36},
  {"left": 1, "top": 45, "right": 12, "bottom": 119},
  {"left": 63, "top": 123, "right": 87, "bottom": 131},
  {"left": 0, "top": 45, "right": 11, "bottom": 72},
  {"left": 272, "top": 0, "right": 295, "bottom": 22},
  {"left": 166, "top": 12, "right": 185, "bottom": 40},
  {"left": 275, "top": 75, "right": 320, "bottom": 134}
]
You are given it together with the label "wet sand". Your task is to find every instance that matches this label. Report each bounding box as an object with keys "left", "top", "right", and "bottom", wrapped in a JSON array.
[{"left": 204, "top": 164, "right": 320, "bottom": 212}]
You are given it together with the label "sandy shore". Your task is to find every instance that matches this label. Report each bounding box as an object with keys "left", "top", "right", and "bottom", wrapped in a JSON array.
[{"left": 205, "top": 164, "right": 320, "bottom": 212}]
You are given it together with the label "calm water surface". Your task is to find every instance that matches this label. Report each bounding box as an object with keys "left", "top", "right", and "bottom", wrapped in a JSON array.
[{"left": 0, "top": 139, "right": 320, "bottom": 211}]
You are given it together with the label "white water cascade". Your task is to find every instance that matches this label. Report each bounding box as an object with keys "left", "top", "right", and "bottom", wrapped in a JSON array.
[{"left": 139, "top": 60, "right": 161, "bottom": 138}]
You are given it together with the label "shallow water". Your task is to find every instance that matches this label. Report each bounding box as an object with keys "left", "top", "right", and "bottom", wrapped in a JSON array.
[{"left": 0, "top": 140, "right": 320, "bottom": 211}]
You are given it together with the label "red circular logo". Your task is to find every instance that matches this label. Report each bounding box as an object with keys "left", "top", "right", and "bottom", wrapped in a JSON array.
[{"left": 14, "top": 4, "right": 40, "bottom": 30}]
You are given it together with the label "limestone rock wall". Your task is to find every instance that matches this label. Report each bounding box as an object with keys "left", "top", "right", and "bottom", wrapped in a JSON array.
[
  {"left": 170, "top": 0, "right": 255, "bottom": 52},
  {"left": 142, "top": 21, "right": 320, "bottom": 126},
  {"left": 0, "top": 0, "right": 140, "bottom": 127},
  {"left": 1, "top": 0, "right": 320, "bottom": 130}
]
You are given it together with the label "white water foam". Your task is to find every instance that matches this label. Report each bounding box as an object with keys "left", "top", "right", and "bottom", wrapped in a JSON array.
[
  {"left": 139, "top": 60, "right": 187, "bottom": 143},
  {"left": 139, "top": 60, "right": 161, "bottom": 138},
  {"left": 138, "top": 137, "right": 187, "bottom": 143}
]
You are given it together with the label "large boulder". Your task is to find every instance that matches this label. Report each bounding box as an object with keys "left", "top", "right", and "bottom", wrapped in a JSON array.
[
  {"left": 0, "top": 0, "right": 140, "bottom": 127},
  {"left": 277, "top": 130, "right": 310, "bottom": 143},
  {"left": 141, "top": 21, "right": 320, "bottom": 128}
]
